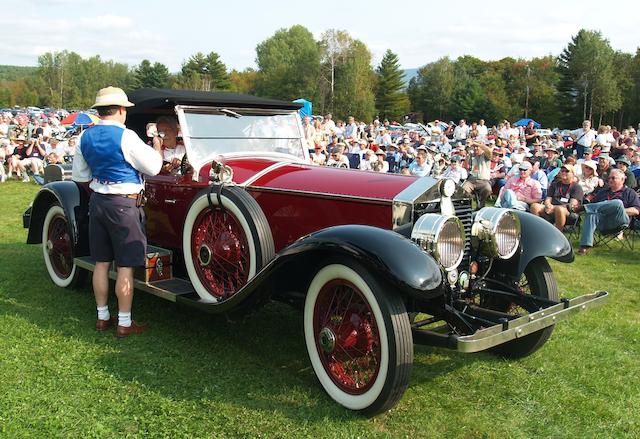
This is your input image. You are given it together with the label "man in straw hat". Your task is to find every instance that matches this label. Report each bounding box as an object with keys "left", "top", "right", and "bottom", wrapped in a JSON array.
[{"left": 72, "top": 86, "right": 163, "bottom": 337}]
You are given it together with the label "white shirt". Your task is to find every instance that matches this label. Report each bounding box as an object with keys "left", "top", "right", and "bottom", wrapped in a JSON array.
[
  {"left": 162, "top": 144, "right": 186, "bottom": 163},
  {"left": 442, "top": 165, "right": 468, "bottom": 184},
  {"left": 477, "top": 124, "right": 488, "bottom": 139},
  {"left": 453, "top": 125, "right": 470, "bottom": 140},
  {"left": 572, "top": 128, "right": 597, "bottom": 147},
  {"left": 72, "top": 120, "right": 162, "bottom": 194}
]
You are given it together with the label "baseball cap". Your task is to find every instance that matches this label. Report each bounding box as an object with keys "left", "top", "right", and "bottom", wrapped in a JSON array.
[{"left": 518, "top": 161, "right": 533, "bottom": 171}]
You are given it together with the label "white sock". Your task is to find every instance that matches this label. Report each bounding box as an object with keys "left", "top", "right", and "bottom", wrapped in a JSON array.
[
  {"left": 118, "top": 312, "right": 132, "bottom": 328},
  {"left": 97, "top": 305, "right": 110, "bottom": 321}
]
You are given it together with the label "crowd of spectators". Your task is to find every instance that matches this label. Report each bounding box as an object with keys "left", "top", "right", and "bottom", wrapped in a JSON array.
[
  {"left": 303, "top": 114, "right": 640, "bottom": 252},
  {"left": 0, "top": 111, "right": 76, "bottom": 183}
]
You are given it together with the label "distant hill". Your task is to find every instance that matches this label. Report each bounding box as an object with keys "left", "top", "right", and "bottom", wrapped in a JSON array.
[
  {"left": 0, "top": 65, "right": 37, "bottom": 81},
  {"left": 403, "top": 68, "right": 418, "bottom": 86}
]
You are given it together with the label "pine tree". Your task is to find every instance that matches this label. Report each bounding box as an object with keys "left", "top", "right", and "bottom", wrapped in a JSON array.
[{"left": 375, "top": 50, "right": 409, "bottom": 121}]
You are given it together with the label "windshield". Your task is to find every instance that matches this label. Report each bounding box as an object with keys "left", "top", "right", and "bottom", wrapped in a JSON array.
[{"left": 176, "top": 105, "right": 306, "bottom": 177}]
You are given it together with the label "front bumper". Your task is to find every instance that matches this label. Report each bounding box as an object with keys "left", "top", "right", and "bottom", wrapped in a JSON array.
[{"left": 413, "top": 291, "right": 608, "bottom": 352}]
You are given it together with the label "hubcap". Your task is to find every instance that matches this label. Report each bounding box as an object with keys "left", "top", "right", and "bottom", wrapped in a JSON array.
[
  {"left": 198, "top": 244, "right": 212, "bottom": 266},
  {"left": 318, "top": 327, "right": 337, "bottom": 353}
]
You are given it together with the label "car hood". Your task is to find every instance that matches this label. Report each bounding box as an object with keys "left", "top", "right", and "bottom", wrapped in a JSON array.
[{"left": 222, "top": 156, "right": 419, "bottom": 202}]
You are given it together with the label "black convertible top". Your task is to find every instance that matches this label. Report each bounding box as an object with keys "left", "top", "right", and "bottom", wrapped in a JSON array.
[{"left": 127, "top": 88, "right": 302, "bottom": 113}]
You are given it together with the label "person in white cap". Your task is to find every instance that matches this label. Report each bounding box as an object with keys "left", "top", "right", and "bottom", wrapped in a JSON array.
[{"left": 72, "top": 86, "right": 163, "bottom": 337}]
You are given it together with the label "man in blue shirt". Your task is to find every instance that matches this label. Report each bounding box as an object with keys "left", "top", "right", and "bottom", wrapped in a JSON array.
[
  {"left": 578, "top": 168, "right": 640, "bottom": 254},
  {"left": 72, "top": 87, "right": 162, "bottom": 337}
]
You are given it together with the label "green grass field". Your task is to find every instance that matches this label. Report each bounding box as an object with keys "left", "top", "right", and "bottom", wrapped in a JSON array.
[{"left": 1, "top": 181, "right": 638, "bottom": 438}]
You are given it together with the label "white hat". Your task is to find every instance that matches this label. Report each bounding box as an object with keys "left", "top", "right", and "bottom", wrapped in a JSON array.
[{"left": 92, "top": 86, "right": 134, "bottom": 108}]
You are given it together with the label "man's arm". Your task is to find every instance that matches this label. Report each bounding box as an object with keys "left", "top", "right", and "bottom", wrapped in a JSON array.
[
  {"left": 121, "top": 129, "right": 163, "bottom": 176},
  {"left": 71, "top": 140, "right": 92, "bottom": 182}
]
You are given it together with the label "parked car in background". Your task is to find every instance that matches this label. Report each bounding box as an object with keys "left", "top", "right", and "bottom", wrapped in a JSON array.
[{"left": 24, "top": 89, "right": 607, "bottom": 415}]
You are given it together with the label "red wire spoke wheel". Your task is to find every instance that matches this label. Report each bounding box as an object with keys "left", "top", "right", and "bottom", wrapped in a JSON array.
[
  {"left": 183, "top": 187, "right": 274, "bottom": 303},
  {"left": 42, "top": 204, "right": 84, "bottom": 288},
  {"left": 304, "top": 261, "right": 413, "bottom": 415},
  {"left": 191, "top": 208, "right": 250, "bottom": 299}
]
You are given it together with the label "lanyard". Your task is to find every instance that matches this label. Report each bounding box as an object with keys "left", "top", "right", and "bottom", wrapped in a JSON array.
[{"left": 557, "top": 183, "right": 572, "bottom": 199}]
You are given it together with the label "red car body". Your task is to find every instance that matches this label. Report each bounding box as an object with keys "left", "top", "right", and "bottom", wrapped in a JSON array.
[{"left": 25, "top": 89, "right": 607, "bottom": 416}]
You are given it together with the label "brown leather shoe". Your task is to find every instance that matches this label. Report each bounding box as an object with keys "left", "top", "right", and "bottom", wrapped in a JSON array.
[
  {"left": 116, "top": 321, "right": 149, "bottom": 338},
  {"left": 578, "top": 246, "right": 591, "bottom": 255},
  {"left": 96, "top": 316, "right": 117, "bottom": 331}
]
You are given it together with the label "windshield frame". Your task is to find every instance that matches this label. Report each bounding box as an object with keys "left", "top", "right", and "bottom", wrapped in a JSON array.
[{"left": 175, "top": 104, "right": 309, "bottom": 180}]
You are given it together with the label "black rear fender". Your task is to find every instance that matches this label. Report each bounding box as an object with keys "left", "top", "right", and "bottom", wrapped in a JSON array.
[{"left": 26, "top": 181, "right": 90, "bottom": 255}]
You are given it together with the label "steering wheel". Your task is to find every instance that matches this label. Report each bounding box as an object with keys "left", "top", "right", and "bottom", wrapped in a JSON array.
[{"left": 180, "top": 153, "right": 190, "bottom": 176}]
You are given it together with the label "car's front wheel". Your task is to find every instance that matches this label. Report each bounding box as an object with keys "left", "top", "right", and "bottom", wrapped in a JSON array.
[
  {"left": 42, "top": 204, "right": 85, "bottom": 288},
  {"left": 304, "top": 261, "right": 413, "bottom": 415},
  {"left": 489, "top": 257, "right": 559, "bottom": 358}
]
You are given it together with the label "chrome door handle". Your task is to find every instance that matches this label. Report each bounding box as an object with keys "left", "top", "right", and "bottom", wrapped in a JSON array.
[{"left": 164, "top": 199, "right": 176, "bottom": 204}]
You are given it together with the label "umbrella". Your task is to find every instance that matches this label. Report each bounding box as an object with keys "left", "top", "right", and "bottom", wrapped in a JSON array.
[
  {"left": 60, "top": 112, "right": 99, "bottom": 127},
  {"left": 513, "top": 118, "right": 541, "bottom": 128}
]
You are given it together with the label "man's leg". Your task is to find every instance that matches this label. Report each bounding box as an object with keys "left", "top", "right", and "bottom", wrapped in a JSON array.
[
  {"left": 529, "top": 202, "right": 544, "bottom": 216},
  {"left": 552, "top": 205, "right": 569, "bottom": 231},
  {"left": 580, "top": 201, "right": 607, "bottom": 248},
  {"left": 115, "top": 267, "right": 134, "bottom": 314},
  {"left": 93, "top": 262, "right": 110, "bottom": 307},
  {"left": 594, "top": 200, "right": 629, "bottom": 233}
]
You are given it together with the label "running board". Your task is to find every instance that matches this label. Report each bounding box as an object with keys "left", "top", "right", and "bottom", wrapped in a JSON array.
[{"left": 74, "top": 256, "right": 196, "bottom": 303}]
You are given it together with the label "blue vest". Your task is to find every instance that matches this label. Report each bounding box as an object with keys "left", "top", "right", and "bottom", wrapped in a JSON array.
[{"left": 80, "top": 124, "right": 142, "bottom": 185}]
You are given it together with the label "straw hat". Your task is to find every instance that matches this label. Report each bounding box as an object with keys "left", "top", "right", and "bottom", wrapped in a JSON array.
[{"left": 92, "top": 86, "right": 134, "bottom": 108}]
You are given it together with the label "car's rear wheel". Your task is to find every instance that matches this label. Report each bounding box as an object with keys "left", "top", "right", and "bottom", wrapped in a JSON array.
[
  {"left": 488, "top": 257, "right": 559, "bottom": 358},
  {"left": 183, "top": 187, "right": 274, "bottom": 302},
  {"left": 42, "top": 204, "right": 85, "bottom": 288},
  {"left": 304, "top": 261, "right": 413, "bottom": 415}
]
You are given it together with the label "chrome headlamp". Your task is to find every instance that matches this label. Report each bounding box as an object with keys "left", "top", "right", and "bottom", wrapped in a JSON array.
[
  {"left": 411, "top": 214, "right": 465, "bottom": 271},
  {"left": 472, "top": 207, "right": 521, "bottom": 259}
]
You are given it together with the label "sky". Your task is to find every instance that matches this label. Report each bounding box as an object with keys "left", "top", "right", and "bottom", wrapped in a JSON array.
[{"left": 1, "top": 0, "right": 637, "bottom": 73}]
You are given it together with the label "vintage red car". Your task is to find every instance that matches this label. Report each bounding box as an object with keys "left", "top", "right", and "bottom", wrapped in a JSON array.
[{"left": 24, "top": 89, "right": 607, "bottom": 415}]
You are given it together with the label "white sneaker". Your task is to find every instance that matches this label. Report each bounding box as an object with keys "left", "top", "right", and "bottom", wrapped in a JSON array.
[
  {"left": 22, "top": 174, "right": 30, "bottom": 183},
  {"left": 0, "top": 174, "right": 6, "bottom": 183}
]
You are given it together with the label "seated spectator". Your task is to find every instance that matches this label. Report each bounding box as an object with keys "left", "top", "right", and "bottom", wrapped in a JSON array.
[
  {"left": 615, "top": 156, "right": 637, "bottom": 189},
  {"left": 371, "top": 149, "right": 390, "bottom": 173},
  {"left": 8, "top": 136, "right": 30, "bottom": 181},
  {"left": 441, "top": 155, "right": 467, "bottom": 184},
  {"left": 326, "top": 144, "right": 350, "bottom": 168},
  {"left": 359, "top": 149, "right": 375, "bottom": 170},
  {"left": 45, "top": 138, "right": 65, "bottom": 164},
  {"left": 495, "top": 161, "right": 542, "bottom": 211},
  {"left": 489, "top": 147, "right": 509, "bottom": 192},
  {"left": 630, "top": 151, "right": 640, "bottom": 172},
  {"left": 310, "top": 143, "right": 327, "bottom": 166},
  {"left": 22, "top": 136, "right": 46, "bottom": 179},
  {"left": 578, "top": 168, "right": 640, "bottom": 254},
  {"left": 530, "top": 164, "right": 583, "bottom": 231},
  {"left": 529, "top": 159, "right": 549, "bottom": 197},
  {"left": 597, "top": 153, "right": 614, "bottom": 184},
  {"left": 510, "top": 144, "right": 527, "bottom": 165},
  {"left": 540, "top": 146, "right": 563, "bottom": 177},
  {"left": 408, "top": 146, "right": 432, "bottom": 177},
  {"left": 462, "top": 141, "right": 493, "bottom": 208},
  {"left": 153, "top": 116, "right": 185, "bottom": 175},
  {"left": 578, "top": 161, "right": 600, "bottom": 197}
]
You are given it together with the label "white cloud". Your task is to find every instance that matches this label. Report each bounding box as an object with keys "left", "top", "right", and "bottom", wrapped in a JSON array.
[{"left": 78, "top": 14, "right": 133, "bottom": 31}]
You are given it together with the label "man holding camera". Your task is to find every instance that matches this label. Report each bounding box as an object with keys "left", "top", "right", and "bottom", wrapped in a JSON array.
[{"left": 72, "top": 86, "right": 162, "bottom": 337}]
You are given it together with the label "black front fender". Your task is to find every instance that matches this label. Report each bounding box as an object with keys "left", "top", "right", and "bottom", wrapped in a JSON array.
[
  {"left": 176, "top": 224, "right": 444, "bottom": 315},
  {"left": 493, "top": 210, "right": 574, "bottom": 278},
  {"left": 26, "top": 181, "right": 90, "bottom": 255}
]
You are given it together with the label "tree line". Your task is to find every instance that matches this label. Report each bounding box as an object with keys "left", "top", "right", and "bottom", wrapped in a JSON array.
[{"left": 0, "top": 27, "right": 638, "bottom": 128}]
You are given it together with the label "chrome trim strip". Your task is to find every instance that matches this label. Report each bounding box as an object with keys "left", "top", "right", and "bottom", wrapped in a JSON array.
[
  {"left": 246, "top": 185, "right": 392, "bottom": 205},
  {"left": 240, "top": 161, "right": 295, "bottom": 187}
]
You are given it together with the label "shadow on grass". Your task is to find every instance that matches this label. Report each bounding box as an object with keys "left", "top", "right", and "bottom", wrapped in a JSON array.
[{"left": 0, "top": 242, "right": 476, "bottom": 420}]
